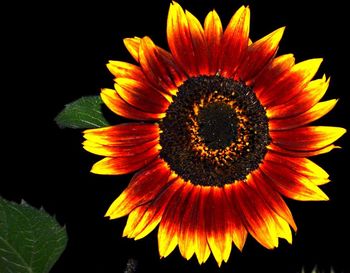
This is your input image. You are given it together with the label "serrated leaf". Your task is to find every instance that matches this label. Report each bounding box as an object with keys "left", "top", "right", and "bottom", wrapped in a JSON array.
[
  {"left": 55, "top": 96, "right": 110, "bottom": 129},
  {"left": 0, "top": 196, "right": 68, "bottom": 273}
]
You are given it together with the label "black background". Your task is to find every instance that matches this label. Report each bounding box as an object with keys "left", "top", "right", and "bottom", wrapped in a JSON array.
[{"left": 3, "top": 0, "right": 349, "bottom": 273}]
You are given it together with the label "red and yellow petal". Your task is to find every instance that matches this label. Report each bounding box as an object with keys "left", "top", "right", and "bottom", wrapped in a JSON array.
[
  {"left": 123, "top": 175, "right": 181, "bottom": 239},
  {"left": 105, "top": 159, "right": 171, "bottom": 219},
  {"left": 248, "top": 171, "right": 297, "bottom": 231},
  {"left": 139, "top": 36, "right": 186, "bottom": 95},
  {"left": 253, "top": 54, "right": 295, "bottom": 97},
  {"left": 265, "top": 152, "right": 329, "bottom": 185},
  {"left": 158, "top": 181, "right": 192, "bottom": 258},
  {"left": 83, "top": 123, "right": 159, "bottom": 146},
  {"left": 83, "top": 138, "right": 159, "bottom": 157},
  {"left": 193, "top": 185, "right": 211, "bottom": 264},
  {"left": 269, "top": 99, "right": 338, "bottom": 130},
  {"left": 204, "top": 10, "right": 223, "bottom": 75},
  {"left": 178, "top": 185, "right": 201, "bottom": 261},
  {"left": 239, "top": 27, "right": 285, "bottom": 82},
  {"left": 267, "top": 75, "right": 330, "bottom": 119},
  {"left": 271, "top": 126, "right": 346, "bottom": 151},
  {"left": 205, "top": 187, "right": 232, "bottom": 266},
  {"left": 101, "top": 88, "right": 165, "bottom": 120},
  {"left": 107, "top": 61, "right": 145, "bottom": 81},
  {"left": 90, "top": 145, "right": 160, "bottom": 175},
  {"left": 124, "top": 37, "right": 141, "bottom": 62},
  {"left": 220, "top": 6, "right": 250, "bottom": 78},
  {"left": 114, "top": 78, "right": 170, "bottom": 113},
  {"left": 167, "top": 2, "right": 197, "bottom": 76},
  {"left": 232, "top": 182, "right": 278, "bottom": 249},
  {"left": 268, "top": 143, "right": 340, "bottom": 158},
  {"left": 224, "top": 185, "right": 248, "bottom": 251},
  {"left": 258, "top": 59, "right": 323, "bottom": 107},
  {"left": 260, "top": 161, "right": 329, "bottom": 201}
]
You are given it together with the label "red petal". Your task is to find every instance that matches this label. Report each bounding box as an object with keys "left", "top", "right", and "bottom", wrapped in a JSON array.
[
  {"left": 258, "top": 59, "right": 323, "bottom": 107},
  {"left": 124, "top": 37, "right": 141, "bottom": 62},
  {"left": 158, "top": 180, "right": 192, "bottom": 258},
  {"left": 114, "top": 78, "right": 170, "bottom": 113},
  {"left": 249, "top": 171, "right": 297, "bottom": 231},
  {"left": 105, "top": 159, "right": 171, "bottom": 219},
  {"left": 269, "top": 99, "right": 338, "bottom": 130},
  {"left": 90, "top": 145, "right": 159, "bottom": 175},
  {"left": 267, "top": 143, "right": 340, "bottom": 158},
  {"left": 220, "top": 6, "right": 250, "bottom": 78},
  {"left": 205, "top": 187, "right": 232, "bottom": 266},
  {"left": 239, "top": 27, "right": 285, "bottom": 82},
  {"left": 101, "top": 88, "right": 165, "bottom": 120},
  {"left": 139, "top": 36, "right": 186, "bottom": 95},
  {"left": 253, "top": 54, "right": 295, "bottom": 98},
  {"left": 167, "top": 2, "right": 198, "bottom": 76},
  {"left": 233, "top": 182, "right": 278, "bottom": 249},
  {"left": 83, "top": 123, "right": 159, "bottom": 146},
  {"left": 204, "top": 10, "right": 223, "bottom": 75},
  {"left": 123, "top": 176, "right": 182, "bottom": 239},
  {"left": 260, "top": 161, "right": 329, "bottom": 201},
  {"left": 270, "top": 126, "right": 346, "bottom": 151},
  {"left": 224, "top": 185, "right": 248, "bottom": 251},
  {"left": 267, "top": 76, "right": 330, "bottom": 119}
]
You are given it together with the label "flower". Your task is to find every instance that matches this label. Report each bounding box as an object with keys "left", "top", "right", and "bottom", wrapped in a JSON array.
[{"left": 82, "top": 1, "right": 345, "bottom": 266}]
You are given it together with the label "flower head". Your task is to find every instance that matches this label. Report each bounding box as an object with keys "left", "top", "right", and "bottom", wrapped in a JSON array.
[{"left": 83, "top": 2, "right": 345, "bottom": 266}]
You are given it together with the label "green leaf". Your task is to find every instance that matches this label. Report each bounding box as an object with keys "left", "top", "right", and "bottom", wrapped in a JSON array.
[
  {"left": 0, "top": 196, "right": 68, "bottom": 273},
  {"left": 55, "top": 96, "right": 110, "bottom": 129}
]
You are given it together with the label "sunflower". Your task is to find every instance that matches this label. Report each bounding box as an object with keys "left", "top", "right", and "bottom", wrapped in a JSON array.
[{"left": 83, "top": 2, "right": 345, "bottom": 266}]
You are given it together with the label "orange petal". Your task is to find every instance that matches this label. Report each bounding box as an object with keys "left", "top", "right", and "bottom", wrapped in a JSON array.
[
  {"left": 167, "top": 2, "right": 198, "bottom": 76},
  {"left": 105, "top": 159, "right": 171, "bottom": 219},
  {"left": 269, "top": 99, "right": 338, "bottom": 130},
  {"left": 114, "top": 78, "right": 170, "bottom": 113},
  {"left": 124, "top": 37, "right": 141, "bottom": 62},
  {"left": 101, "top": 88, "right": 165, "bottom": 120},
  {"left": 253, "top": 54, "right": 295, "bottom": 97},
  {"left": 260, "top": 161, "right": 329, "bottom": 201},
  {"left": 249, "top": 170, "right": 297, "bottom": 231},
  {"left": 204, "top": 10, "right": 223, "bottom": 75},
  {"left": 267, "top": 143, "right": 340, "bottom": 158},
  {"left": 224, "top": 184, "right": 248, "bottom": 251},
  {"left": 90, "top": 145, "right": 159, "bottom": 175},
  {"left": 233, "top": 182, "right": 278, "bottom": 249},
  {"left": 220, "top": 6, "right": 250, "bottom": 77},
  {"left": 239, "top": 27, "right": 285, "bottom": 81},
  {"left": 123, "top": 177, "right": 182, "bottom": 239},
  {"left": 259, "top": 59, "right": 323, "bottom": 107},
  {"left": 267, "top": 75, "right": 330, "bottom": 119},
  {"left": 139, "top": 36, "right": 185, "bottom": 95},
  {"left": 205, "top": 187, "right": 232, "bottom": 266},
  {"left": 83, "top": 138, "right": 159, "bottom": 157},
  {"left": 83, "top": 123, "right": 159, "bottom": 146},
  {"left": 270, "top": 126, "right": 346, "bottom": 151}
]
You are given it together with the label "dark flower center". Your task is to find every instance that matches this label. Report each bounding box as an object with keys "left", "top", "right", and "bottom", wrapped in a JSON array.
[
  {"left": 159, "top": 75, "right": 270, "bottom": 187},
  {"left": 198, "top": 102, "right": 238, "bottom": 150}
]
